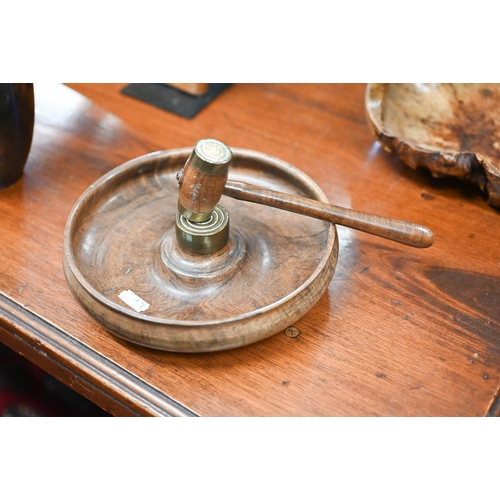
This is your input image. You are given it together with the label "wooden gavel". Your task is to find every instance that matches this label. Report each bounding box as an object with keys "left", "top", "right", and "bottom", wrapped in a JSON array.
[{"left": 177, "top": 139, "right": 434, "bottom": 249}]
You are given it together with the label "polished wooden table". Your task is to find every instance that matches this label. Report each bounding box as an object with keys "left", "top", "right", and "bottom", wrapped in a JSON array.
[{"left": 0, "top": 83, "right": 498, "bottom": 416}]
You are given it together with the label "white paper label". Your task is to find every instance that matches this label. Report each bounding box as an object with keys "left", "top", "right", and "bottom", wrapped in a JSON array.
[{"left": 118, "top": 290, "right": 150, "bottom": 312}]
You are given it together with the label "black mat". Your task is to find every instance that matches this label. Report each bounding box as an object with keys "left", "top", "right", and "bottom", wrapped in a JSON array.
[{"left": 121, "top": 83, "right": 231, "bottom": 119}]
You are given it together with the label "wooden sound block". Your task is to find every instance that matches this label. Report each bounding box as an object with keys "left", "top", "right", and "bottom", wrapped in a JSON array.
[
  {"left": 366, "top": 83, "right": 500, "bottom": 207},
  {"left": 63, "top": 148, "right": 338, "bottom": 353}
]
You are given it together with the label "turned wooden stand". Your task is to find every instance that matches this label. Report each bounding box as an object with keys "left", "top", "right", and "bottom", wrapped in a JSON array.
[{"left": 63, "top": 147, "right": 338, "bottom": 352}]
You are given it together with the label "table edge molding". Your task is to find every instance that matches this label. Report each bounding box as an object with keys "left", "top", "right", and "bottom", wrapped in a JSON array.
[{"left": 0, "top": 292, "right": 198, "bottom": 417}]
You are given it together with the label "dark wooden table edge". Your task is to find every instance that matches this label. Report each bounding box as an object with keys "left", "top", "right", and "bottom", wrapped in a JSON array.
[
  {"left": 487, "top": 386, "right": 500, "bottom": 417},
  {"left": 0, "top": 292, "right": 198, "bottom": 417}
]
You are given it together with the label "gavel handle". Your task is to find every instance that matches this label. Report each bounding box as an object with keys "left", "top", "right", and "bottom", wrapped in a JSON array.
[{"left": 223, "top": 180, "right": 434, "bottom": 249}]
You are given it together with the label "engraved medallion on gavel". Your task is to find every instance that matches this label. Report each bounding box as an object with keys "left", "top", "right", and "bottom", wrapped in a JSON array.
[{"left": 175, "top": 138, "right": 434, "bottom": 255}]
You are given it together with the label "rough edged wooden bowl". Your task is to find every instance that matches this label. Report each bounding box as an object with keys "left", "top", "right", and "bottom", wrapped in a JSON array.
[
  {"left": 63, "top": 148, "right": 338, "bottom": 353},
  {"left": 366, "top": 83, "right": 500, "bottom": 207}
]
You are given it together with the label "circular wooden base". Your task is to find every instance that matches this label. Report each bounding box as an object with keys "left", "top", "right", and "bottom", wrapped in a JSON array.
[{"left": 63, "top": 148, "right": 338, "bottom": 352}]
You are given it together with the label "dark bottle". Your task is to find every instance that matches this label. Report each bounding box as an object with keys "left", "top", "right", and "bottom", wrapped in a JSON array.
[{"left": 0, "top": 84, "right": 35, "bottom": 189}]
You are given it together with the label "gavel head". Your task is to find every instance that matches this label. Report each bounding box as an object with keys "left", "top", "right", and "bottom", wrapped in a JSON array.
[{"left": 177, "top": 138, "right": 232, "bottom": 222}]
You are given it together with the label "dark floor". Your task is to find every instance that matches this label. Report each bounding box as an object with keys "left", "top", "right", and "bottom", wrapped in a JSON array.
[{"left": 0, "top": 342, "right": 110, "bottom": 417}]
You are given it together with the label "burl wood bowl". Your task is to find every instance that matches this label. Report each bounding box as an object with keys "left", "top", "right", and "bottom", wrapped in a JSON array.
[
  {"left": 63, "top": 148, "right": 338, "bottom": 353},
  {"left": 366, "top": 83, "right": 500, "bottom": 207}
]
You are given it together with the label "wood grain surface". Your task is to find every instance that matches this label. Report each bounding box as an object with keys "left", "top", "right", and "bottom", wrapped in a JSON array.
[
  {"left": 62, "top": 147, "right": 337, "bottom": 352},
  {"left": 177, "top": 139, "right": 230, "bottom": 221},
  {"left": 221, "top": 178, "right": 434, "bottom": 248},
  {"left": 0, "top": 82, "right": 498, "bottom": 416},
  {"left": 366, "top": 83, "right": 500, "bottom": 207}
]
